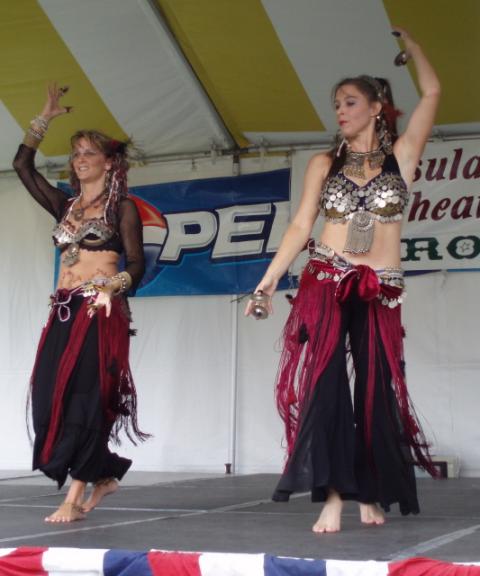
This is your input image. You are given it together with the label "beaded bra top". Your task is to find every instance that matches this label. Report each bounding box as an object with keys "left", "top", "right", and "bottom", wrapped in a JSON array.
[
  {"left": 319, "top": 153, "right": 408, "bottom": 224},
  {"left": 52, "top": 218, "right": 118, "bottom": 249},
  {"left": 52, "top": 201, "right": 123, "bottom": 266}
]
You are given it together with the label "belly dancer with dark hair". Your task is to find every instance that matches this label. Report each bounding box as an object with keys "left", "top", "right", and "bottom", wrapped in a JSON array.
[{"left": 246, "top": 27, "right": 441, "bottom": 533}]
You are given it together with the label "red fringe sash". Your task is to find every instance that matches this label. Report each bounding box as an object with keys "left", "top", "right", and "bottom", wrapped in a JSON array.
[
  {"left": 275, "top": 258, "right": 437, "bottom": 478},
  {"left": 97, "top": 299, "right": 149, "bottom": 446},
  {"left": 31, "top": 290, "right": 148, "bottom": 465}
]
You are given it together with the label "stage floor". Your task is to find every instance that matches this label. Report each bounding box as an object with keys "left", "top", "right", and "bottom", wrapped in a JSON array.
[{"left": 0, "top": 472, "right": 479, "bottom": 562}]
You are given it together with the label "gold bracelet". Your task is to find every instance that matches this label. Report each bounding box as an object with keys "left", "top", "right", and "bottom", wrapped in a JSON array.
[
  {"left": 110, "top": 271, "right": 132, "bottom": 295},
  {"left": 31, "top": 115, "right": 49, "bottom": 131},
  {"left": 23, "top": 115, "right": 50, "bottom": 149},
  {"left": 23, "top": 131, "right": 42, "bottom": 149}
]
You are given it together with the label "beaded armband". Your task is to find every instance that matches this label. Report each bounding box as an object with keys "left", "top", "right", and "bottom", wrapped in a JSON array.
[
  {"left": 23, "top": 115, "right": 49, "bottom": 149},
  {"left": 110, "top": 271, "right": 132, "bottom": 295}
]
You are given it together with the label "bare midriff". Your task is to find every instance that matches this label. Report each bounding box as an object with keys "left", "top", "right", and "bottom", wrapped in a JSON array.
[
  {"left": 319, "top": 219, "right": 402, "bottom": 269},
  {"left": 57, "top": 250, "right": 120, "bottom": 290}
]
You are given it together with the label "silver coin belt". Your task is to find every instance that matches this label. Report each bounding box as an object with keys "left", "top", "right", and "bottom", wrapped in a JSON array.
[
  {"left": 49, "top": 278, "right": 110, "bottom": 322},
  {"left": 306, "top": 242, "right": 405, "bottom": 309}
]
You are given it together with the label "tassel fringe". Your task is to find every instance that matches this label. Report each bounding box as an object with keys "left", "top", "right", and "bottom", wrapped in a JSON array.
[{"left": 275, "top": 258, "right": 437, "bottom": 477}]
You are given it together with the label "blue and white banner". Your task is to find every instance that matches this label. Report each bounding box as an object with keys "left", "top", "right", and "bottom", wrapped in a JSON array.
[{"left": 131, "top": 169, "right": 290, "bottom": 296}]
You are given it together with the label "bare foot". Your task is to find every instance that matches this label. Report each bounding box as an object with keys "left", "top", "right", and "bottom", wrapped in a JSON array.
[
  {"left": 359, "top": 503, "right": 385, "bottom": 525},
  {"left": 312, "top": 491, "right": 343, "bottom": 533},
  {"left": 45, "top": 502, "right": 85, "bottom": 523},
  {"left": 82, "top": 478, "right": 118, "bottom": 512}
]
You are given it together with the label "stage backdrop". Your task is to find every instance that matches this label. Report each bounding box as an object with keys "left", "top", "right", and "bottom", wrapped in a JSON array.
[{"left": 1, "top": 149, "right": 480, "bottom": 477}]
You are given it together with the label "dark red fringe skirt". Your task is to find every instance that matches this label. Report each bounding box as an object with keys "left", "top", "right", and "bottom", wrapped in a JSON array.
[
  {"left": 30, "top": 287, "right": 148, "bottom": 488},
  {"left": 272, "top": 244, "right": 437, "bottom": 514}
]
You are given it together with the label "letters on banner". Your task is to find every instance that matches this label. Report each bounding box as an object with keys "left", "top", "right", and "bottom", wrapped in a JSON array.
[
  {"left": 401, "top": 142, "right": 480, "bottom": 270},
  {"left": 129, "top": 169, "right": 290, "bottom": 296}
]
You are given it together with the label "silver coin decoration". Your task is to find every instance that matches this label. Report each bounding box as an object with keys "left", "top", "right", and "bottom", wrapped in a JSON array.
[
  {"left": 320, "top": 172, "right": 408, "bottom": 227},
  {"left": 53, "top": 219, "right": 116, "bottom": 267}
]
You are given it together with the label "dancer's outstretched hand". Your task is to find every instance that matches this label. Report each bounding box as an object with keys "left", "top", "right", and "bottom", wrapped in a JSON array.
[
  {"left": 40, "top": 82, "right": 73, "bottom": 121},
  {"left": 88, "top": 291, "right": 112, "bottom": 319},
  {"left": 244, "top": 277, "right": 277, "bottom": 318},
  {"left": 391, "top": 25, "right": 416, "bottom": 46}
]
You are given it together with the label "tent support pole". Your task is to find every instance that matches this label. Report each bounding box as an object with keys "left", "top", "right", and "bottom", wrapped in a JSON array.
[{"left": 227, "top": 295, "right": 239, "bottom": 475}]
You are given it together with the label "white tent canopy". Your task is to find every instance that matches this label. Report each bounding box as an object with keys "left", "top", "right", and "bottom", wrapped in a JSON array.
[{"left": 1, "top": 0, "right": 479, "bottom": 171}]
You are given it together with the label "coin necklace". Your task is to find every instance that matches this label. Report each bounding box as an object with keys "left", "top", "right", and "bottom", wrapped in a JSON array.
[{"left": 72, "top": 189, "right": 107, "bottom": 221}]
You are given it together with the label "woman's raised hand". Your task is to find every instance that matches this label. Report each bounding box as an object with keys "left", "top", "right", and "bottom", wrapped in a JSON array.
[
  {"left": 391, "top": 26, "right": 415, "bottom": 46},
  {"left": 392, "top": 26, "right": 408, "bottom": 38},
  {"left": 40, "top": 83, "right": 72, "bottom": 121}
]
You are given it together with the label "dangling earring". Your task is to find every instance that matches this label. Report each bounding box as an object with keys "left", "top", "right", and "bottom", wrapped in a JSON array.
[
  {"left": 104, "top": 169, "right": 112, "bottom": 194},
  {"left": 376, "top": 113, "right": 393, "bottom": 155},
  {"left": 334, "top": 130, "right": 346, "bottom": 157}
]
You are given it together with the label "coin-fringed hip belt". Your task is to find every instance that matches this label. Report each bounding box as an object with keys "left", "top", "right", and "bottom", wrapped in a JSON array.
[
  {"left": 49, "top": 279, "right": 130, "bottom": 322},
  {"left": 275, "top": 241, "right": 437, "bottom": 479},
  {"left": 305, "top": 241, "right": 405, "bottom": 308},
  {"left": 32, "top": 284, "right": 148, "bottom": 466}
]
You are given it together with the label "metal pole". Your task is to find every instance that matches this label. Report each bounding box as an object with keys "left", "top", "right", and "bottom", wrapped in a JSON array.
[{"left": 226, "top": 295, "right": 239, "bottom": 474}]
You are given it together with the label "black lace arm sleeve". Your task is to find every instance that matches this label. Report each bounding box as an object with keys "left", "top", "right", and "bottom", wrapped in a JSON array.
[
  {"left": 12, "top": 144, "right": 69, "bottom": 221},
  {"left": 119, "top": 198, "right": 146, "bottom": 292}
]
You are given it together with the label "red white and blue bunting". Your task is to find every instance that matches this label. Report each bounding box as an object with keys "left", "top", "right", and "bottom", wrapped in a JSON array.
[{"left": 1, "top": 547, "right": 480, "bottom": 576}]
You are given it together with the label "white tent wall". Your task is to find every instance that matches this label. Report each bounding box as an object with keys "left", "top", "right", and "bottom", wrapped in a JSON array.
[
  {"left": 1, "top": 152, "right": 480, "bottom": 477},
  {"left": 0, "top": 175, "right": 55, "bottom": 469},
  {"left": 401, "top": 271, "right": 480, "bottom": 476}
]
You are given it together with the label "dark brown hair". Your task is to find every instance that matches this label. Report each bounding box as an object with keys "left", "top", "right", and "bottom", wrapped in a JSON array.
[
  {"left": 333, "top": 75, "right": 399, "bottom": 141},
  {"left": 327, "top": 75, "right": 402, "bottom": 172}
]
